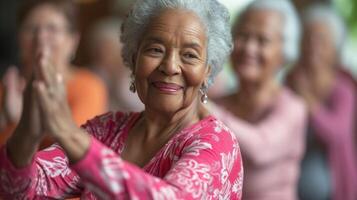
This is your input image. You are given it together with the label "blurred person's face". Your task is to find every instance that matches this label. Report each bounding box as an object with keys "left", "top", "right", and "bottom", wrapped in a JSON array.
[
  {"left": 94, "top": 34, "right": 124, "bottom": 76},
  {"left": 300, "top": 21, "right": 337, "bottom": 71},
  {"left": 18, "top": 4, "right": 78, "bottom": 79},
  {"left": 134, "top": 9, "right": 210, "bottom": 114},
  {"left": 231, "top": 10, "right": 283, "bottom": 84}
]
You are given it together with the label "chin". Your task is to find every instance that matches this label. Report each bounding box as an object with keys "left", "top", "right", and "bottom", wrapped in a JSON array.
[
  {"left": 148, "top": 98, "right": 182, "bottom": 114},
  {"left": 239, "top": 74, "right": 260, "bottom": 84},
  {"left": 236, "top": 71, "right": 260, "bottom": 84}
]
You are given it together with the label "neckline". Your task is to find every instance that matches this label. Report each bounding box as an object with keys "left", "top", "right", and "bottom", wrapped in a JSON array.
[{"left": 120, "top": 112, "right": 215, "bottom": 169}]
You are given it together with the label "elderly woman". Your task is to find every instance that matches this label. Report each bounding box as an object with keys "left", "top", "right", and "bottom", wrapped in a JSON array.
[
  {"left": 0, "top": 0, "right": 107, "bottom": 148},
  {"left": 209, "top": 0, "right": 307, "bottom": 199},
  {"left": 0, "top": 0, "right": 243, "bottom": 199},
  {"left": 287, "top": 4, "right": 357, "bottom": 200}
]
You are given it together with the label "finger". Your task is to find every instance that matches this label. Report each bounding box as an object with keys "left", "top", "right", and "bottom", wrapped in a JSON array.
[
  {"left": 18, "top": 76, "right": 26, "bottom": 93},
  {"left": 35, "top": 45, "right": 58, "bottom": 88},
  {"left": 34, "top": 47, "right": 45, "bottom": 81},
  {"left": 55, "top": 73, "right": 66, "bottom": 96},
  {"left": 34, "top": 81, "right": 53, "bottom": 119},
  {"left": 37, "top": 47, "right": 51, "bottom": 85},
  {"left": 3, "top": 66, "right": 18, "bottom": 88},
  {"left": 34, "top": 80, "right": 61, "bottom": 134}
]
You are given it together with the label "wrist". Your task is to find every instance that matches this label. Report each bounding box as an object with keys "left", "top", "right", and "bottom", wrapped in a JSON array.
[
  {"left": 7, "top": 127, "right": 42, "bottom": 168},
  {"left": 55, "top": 128, "right": 91, "bottom": 164}
]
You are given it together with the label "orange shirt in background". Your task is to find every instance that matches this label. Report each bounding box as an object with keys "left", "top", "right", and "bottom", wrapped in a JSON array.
[{"left": 0, "top": 68, "right": 108, "bottom": 148}]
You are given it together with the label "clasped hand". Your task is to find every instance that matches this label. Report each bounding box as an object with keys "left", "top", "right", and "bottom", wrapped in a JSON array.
[{"left": 18, "top": 46, "right": 77, "bottom": 142}]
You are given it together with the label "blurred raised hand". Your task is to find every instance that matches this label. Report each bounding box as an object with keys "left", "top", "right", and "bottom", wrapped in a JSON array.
[
  {"left": 34, "top": 45, "right": 76, "bottom": 139},
  {"left": 6, "top": 48, "right": 49, "bottom": 167},
  {"left": 0, "top": 66, "right": 25, "bottom": 130}
]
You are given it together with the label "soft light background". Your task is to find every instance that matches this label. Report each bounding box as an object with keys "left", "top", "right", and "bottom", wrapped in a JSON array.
[{"left": 219, "top": 0, "right": 357, "bottom": 77}]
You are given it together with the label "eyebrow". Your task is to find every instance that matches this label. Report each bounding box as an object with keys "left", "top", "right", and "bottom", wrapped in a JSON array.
[{"left": 183, "top": 41, "right": 203, "bottom": 50}]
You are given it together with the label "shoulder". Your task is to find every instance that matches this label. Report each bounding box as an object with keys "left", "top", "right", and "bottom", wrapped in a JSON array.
[
  {"left": 334, "top": 73, "right": 356, "bottom": 98},
  {"left": 81, "top": 111, "right": 139, "bottom": 141},
  {"left": 279, "top": 87, "right": 307, "bottom": 116},
  {"left": 182, "top": 116, "right": 241, "bottom": 156},
  {"left": 68, "top": 68, "right": 106, "bottom": 91}
]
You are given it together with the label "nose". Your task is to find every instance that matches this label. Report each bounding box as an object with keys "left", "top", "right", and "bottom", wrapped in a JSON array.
[
  {"left": 239, "top": 38, "right": 258, "bottom": 56},
  {"left": 32, "top": 27, "right": 51, "bottom": 48},
  {"left": 159, "top": 49, "right": 181, "bottom": 76}
]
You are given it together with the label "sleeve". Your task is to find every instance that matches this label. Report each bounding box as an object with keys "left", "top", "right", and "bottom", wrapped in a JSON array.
[
  {"left": 0, "top": 112, "right": 125, "bottom": 199},
  {"left": 210, "top": 99, "right": 307, "bottom": 166},
  {"left": 70, "top": 125, "right": 243, "bottom": 200},
  {"left": 310, "top": 80, "right": 356, "bottom": 145},
  {"left": 0, "top": 144, "right": 83, "bottom": 199}
]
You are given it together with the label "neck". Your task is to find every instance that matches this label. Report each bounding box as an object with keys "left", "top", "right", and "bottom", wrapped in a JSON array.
[
  {"left": 234, "top": 78, "right": 280, "bottom": 121},
  {"left": 141, "top": 99, "right": 207, "bottom": 140}
]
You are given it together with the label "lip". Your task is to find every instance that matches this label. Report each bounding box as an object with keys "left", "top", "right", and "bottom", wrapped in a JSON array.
[{"left": 152, "top": 81, "right": 183, "bottom": 93}]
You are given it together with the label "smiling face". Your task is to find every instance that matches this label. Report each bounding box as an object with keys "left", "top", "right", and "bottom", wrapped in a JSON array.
[
  {"left": 134, "top": 9, "right": 210, "bottom": 115},
  {"left": 300, "top": 20, "right": 337, "bottom": 71},
  {"left": 232, "top": 10, "right": 283, "bottom": 84},
  {"left": 18, "top": 4, "right": 78, "bottom": 78}
]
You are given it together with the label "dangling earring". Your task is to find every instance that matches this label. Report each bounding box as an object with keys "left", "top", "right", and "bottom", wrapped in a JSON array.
[
  {"left": 200, "top": 86, "right": 208, "bottom": 104},
  {"left": 129, "top": 81, "right": 136, "bottom": 93},
  {"left": 129, "top": 75, "right": 136, "bottom": 93}
]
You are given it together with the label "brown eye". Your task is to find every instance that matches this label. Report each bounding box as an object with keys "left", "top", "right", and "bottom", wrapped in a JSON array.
[
  {"left": 146, "top": 46, "right": 164, "bottom": 57},
  {"left": 183, "top": 52, "right": 198, "bottom": 59}
]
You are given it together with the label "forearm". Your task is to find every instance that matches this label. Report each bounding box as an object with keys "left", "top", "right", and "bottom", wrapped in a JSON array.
[
  {"left": 71, "top": 134, "right": 243, "bottom": 200},
  {"left": 6, "top": 125, "right": 42, "bottom": 168},
  {"left": 0, "top": 110, "right": 8, "bottom": 131},
  {"left": 1, "top": 136, "right": 83, "bottom": 199},
  {"left": 54, "top": 127, "right": 91, "bottom": 164}
]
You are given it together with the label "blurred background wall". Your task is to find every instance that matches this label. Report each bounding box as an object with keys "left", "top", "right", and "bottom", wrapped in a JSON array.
[{"left": 0, "top": 0, "right": 356, "bottom": 77}]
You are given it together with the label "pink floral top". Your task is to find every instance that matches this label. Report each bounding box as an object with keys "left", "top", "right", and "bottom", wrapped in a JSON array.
[{"left": 0, "top": 112, "right": 243, "bottom": 199}]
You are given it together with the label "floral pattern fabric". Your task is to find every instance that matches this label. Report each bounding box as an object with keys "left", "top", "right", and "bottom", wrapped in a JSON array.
[{"left": 0, "top": 112, "right": 243, "bottom": 199}]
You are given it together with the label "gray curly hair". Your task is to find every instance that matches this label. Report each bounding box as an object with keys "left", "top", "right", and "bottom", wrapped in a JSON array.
[
  {"left": 302, "top": 4, "right": 346, "bottom": 55},
  {"left": 120, "top": 0, "right": 233, "bottom": 87},
  {"left": 233, "top": 0, "right": 301, "bottom": 65}
]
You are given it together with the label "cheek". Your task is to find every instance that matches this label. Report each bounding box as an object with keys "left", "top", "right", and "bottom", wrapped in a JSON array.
[
  {"left": 183, "top": 66, "right": 207, "bottom": 88},
  {"left": 53, "top": 36, "right": 72, "bottom": 56},
  {"left": 135, "top": 56, "right": 158, "bottom": 80},
  {"left": 19, "top": 36, "right": 36, "bottom": 64},
  {"left": 133, "top": 56, "right": 159, "bottom": 100},
  {"left": 263, "top": 45, "right": 282, "bottom": 70}
]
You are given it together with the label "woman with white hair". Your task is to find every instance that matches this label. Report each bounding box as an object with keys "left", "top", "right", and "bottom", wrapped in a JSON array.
[
  {"left": 287, "top": 4, "right": 357, "bottom": 200},
  {"left": 209, "top": 0, "right": 307, "bottom": 199},
  {"left": 0, "top": 0, "right": 243, "bottom": 199}
]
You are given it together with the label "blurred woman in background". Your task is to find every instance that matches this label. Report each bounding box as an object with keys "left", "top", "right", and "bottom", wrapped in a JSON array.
[
  {"left": 209, "top": 0, "right": 307, "bottom": 199},
  {"left": 0, "top": 0, "right": 107, "bottom": 148},
  {"left": 287, "top": 4, "right": 357, "bottom": 200},
  {"left": 87, "top": 18, "right": 143, "bottom": 112}
]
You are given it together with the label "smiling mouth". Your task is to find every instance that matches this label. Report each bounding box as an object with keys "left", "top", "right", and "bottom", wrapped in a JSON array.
[{"left": 152, "top": 81, "right": 183, "bottom": 93}]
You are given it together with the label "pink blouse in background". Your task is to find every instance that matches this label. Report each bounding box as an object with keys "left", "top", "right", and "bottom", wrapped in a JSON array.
[
  {"left": 210, "top": 87, "right": 307, "bottom": 200},
  {"left": 310, "top": 73, "right": 357, "bottom": 200},
  {"left": 0, "top": 112, "right": 243, "bottom": 199}
]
